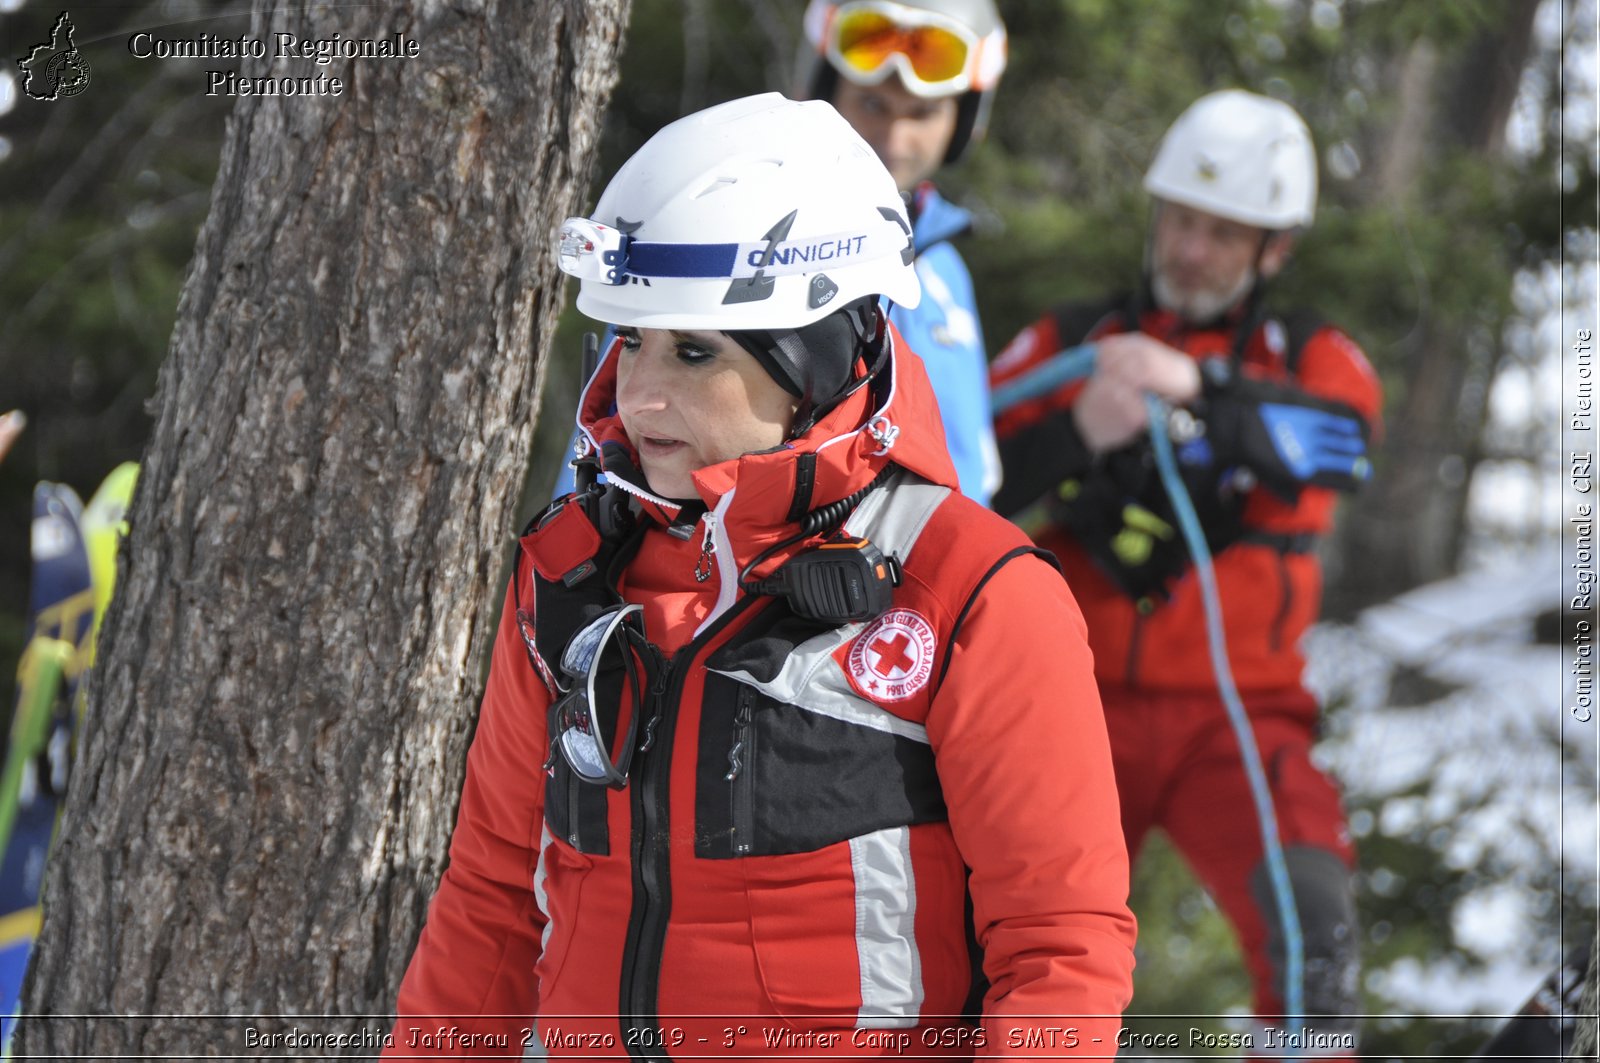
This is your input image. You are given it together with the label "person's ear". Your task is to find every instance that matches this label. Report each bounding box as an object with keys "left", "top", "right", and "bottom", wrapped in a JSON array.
[{"left": 1259, "top": 231, "right": 1297, "bottom": 279}]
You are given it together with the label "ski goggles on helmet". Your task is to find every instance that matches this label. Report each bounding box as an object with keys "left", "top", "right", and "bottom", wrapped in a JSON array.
[
  {"left": 548, "top": 603, "right": 654, "bottom": 789},
  {"left": 811, "top": 0, "right": 1003, "bottom": 98}
]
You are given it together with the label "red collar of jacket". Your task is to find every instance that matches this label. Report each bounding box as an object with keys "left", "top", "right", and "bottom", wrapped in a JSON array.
[
  {"left": 1127, "top": 303, "right": 1303, "bottom": 372},
  {"left": 573, "top": 320, "right": 959, "bottom": 551}
]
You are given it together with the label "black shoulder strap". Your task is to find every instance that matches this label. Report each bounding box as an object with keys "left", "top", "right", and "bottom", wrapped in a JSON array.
[
  {"left": 1276, "top": 307, "right": 1326, "bottom": 376},
  {"left": 934, "top": 546, "right": 1061, "bottom": 691},
  {"left": 1050, "top": 292, "right": 1136, "bottom": 348},
  {"left": 1055, "top": 292, "right": 1325, "bottom": 376},
  {"left": 512, "top": 486, "right": 645, "bottom": 676}
]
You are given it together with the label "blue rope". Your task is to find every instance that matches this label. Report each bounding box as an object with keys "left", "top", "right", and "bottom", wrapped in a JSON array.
[
  {"left": 988, "top": 344, "right": 1099, "bottom": 413},
  {"left": 1145, "top": 392, "right": 1308, "bottom": 1039},
  {"left": 991, "top": 345, "right": 1309, "bottom": 1041}
]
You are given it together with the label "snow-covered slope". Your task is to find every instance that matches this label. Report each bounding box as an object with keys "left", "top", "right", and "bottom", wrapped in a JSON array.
[{"left": 1304, "top": 552, "right": 1595, "bottom": 1018}]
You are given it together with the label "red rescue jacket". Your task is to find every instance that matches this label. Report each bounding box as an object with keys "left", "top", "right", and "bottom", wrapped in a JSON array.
[
  {"left": 990, "top": 298, "right": 1382, "bottom": 692},
  {"left": 389, "top": 324, "right": 1135, "bottom": 1058}
]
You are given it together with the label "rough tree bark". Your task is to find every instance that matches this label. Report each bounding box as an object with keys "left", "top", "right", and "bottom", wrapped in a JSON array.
[{"left": 15, "top": 0, "right": 629, "bottom": 1055}]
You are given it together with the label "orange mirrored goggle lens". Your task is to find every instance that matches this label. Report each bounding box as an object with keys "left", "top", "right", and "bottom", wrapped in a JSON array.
[{"left": 834, "top": 9, "right": 970, "bottom": 85}]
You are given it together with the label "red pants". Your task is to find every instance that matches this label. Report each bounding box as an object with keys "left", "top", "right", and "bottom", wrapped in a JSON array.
[{"left": 1101, "top": 683, "right": 1359, "bottom": 1027}]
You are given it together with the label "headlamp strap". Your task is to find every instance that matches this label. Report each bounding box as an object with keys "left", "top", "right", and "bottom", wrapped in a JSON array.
[{"left": 557, "top": 216, "right": 911, "bottom": 287}]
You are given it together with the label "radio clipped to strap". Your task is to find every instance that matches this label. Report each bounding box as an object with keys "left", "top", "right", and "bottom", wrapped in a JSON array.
[{"left": 745, "top": 532, "right": 901, "bottom": 624}]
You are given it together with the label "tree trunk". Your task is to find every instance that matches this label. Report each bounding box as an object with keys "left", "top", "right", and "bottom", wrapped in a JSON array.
[
  {"left": 15, "top": 0, "right": 628, "bottom": 1055},
  {"left": 1326, "top": 0, "right": 1541, "bottom": 616},
  {"left": 1372, "top": 38, "right": 1438, "bottom": 202}
]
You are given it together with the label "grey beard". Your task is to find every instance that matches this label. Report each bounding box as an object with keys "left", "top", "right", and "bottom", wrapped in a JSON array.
[{"left": 1151, "top": 266, "right": 1255, "bottom": 324}]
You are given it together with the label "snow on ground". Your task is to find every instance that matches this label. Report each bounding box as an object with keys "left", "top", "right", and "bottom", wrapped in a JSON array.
[{"left": 1302, "top": 548, "right": 1597, "bottom": 1017}]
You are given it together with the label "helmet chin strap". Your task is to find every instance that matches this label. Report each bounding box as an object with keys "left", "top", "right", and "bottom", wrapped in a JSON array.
[
  {"left": 789, "top": 301, "right": 886, "bottom": 439},
  {"left": 1222, "top": 230, "right": 1280, "bottom": 364}
]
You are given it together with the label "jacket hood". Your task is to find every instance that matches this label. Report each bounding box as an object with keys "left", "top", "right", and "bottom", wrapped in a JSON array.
[{"left": 573, "top": 319, "right": 960, "bottom": 547}]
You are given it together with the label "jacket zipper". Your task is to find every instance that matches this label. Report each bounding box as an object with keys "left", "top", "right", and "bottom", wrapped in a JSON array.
[
  {"left": 1269, "top": 549, "right": 1293, "bottom": 652},
  {"left": 727, "top": 685, "right": 755, "bottom": 857},
  {"left": 1124, "top": 600, "right": 1150, "bottom": 686},
  {"left": 693, "top": 495, "right": 739, "bottom": 637},
  {"left": 566, "top": 763, "right": 584, "bottom": 850},
  {"left": 619, "top": 592, "right": 761, "bottom": 1060},
  {"left": 693, "top": 517, "right": 716, "bottom": 583}
]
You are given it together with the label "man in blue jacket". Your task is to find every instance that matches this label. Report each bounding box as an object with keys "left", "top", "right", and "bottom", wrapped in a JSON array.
[
  {"left": 800, "top": 0, "right": 1006, "bottom": 505},
  {"left": 556, "top": 0, "right": 1007, "bottom": 505}
]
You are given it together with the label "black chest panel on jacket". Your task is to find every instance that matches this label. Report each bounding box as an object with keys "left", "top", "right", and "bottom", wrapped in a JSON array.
[
  {"left": 524, "top": 470, "right": 972, "bottom": 858},
  {"left": 520, "top": 489, "right": 646, "bottom": 857},
  {"left": 692, "top": 600, "right": 946, "bottom": 860},
  {"left": 526, "top": 484, "right": 950, "bottom": 860}
]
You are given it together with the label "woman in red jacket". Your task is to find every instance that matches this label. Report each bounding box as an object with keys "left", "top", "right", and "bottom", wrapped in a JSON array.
[{"left": 388, "top": 93, "right": 1134, "bottom": 1059}]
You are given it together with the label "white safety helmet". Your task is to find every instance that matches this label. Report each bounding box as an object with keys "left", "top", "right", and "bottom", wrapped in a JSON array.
[
  {"left": 1143, "top": 89, "right": 1318, "bottom": 230},
  {"left": 556, "top": 93, "right": 920, "bottom": 331}
]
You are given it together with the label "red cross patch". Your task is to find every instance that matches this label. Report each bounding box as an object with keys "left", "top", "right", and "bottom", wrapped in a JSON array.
[{"left": 847, "top": 609, "right": 937, "bottom": 702}]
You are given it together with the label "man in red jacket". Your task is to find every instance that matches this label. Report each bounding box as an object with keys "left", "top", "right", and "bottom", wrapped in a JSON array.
[{"left": 991, "top": 89, "right": 1381, "bottom": 1055}]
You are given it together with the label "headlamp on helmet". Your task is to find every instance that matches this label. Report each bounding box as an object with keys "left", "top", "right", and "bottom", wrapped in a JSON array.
[
  {"left": 556, "top": 216, "right": 914, "bottom": 292},
  {"left": 557, "top": 219, "right": 628, "bottom": 285},
  {"left": 553, "top": 94, "right": 920, "bottom": 332}
]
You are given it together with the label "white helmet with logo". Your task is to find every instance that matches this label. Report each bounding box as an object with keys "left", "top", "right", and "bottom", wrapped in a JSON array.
[
  {"left": 1143, "top": 89, "right": 1318, "bottom": 230},
  {"left": 556, "top": 93, "right": 920, "bottom": 331}
]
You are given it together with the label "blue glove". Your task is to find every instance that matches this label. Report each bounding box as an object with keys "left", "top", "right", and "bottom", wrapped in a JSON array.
[
  {"left": 1203, "top": 368, "right": 1373, "bottom": 498},
  {"left": 1256, "top": 402, "right": 1372, "bottom": 484}
]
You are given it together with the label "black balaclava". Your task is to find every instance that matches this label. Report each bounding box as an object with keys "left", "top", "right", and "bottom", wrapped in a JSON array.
[{"left": 727, "top": 296, "right": 881, "bottom": 434}]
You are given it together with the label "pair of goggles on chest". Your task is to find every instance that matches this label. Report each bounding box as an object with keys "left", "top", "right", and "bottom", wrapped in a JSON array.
[
  {"left": 548, "top": 603, "right": 656, "bottom": 789},
  {"left": 547, "top": 533, "right": 897, "bottom": 788},
  {"left": 807, "top": 0, "right": 1006, "bottom": 97}
]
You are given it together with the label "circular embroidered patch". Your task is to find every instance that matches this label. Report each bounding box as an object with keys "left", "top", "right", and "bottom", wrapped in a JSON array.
[{"left": 848, "top": 608, "right": 937, "bottom": 702}]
